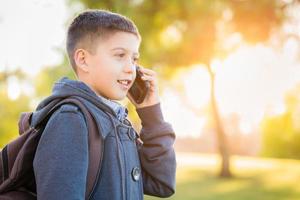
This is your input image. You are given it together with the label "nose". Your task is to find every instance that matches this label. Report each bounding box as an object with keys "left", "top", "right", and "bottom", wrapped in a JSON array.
[{"left": 123, "top": 60, "right": 135, "bottom": 74}]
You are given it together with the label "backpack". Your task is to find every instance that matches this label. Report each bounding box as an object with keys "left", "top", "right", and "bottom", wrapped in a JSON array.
[{"left": 0, "top": 97, "right": 103, "bottom": 200}]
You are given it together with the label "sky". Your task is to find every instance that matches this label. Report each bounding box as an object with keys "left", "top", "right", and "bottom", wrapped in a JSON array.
[
  {"left": 0, "top": 0, "right": 69, "bottom": 75},
  {"left": 1, "top": 0, "right": 300, "bottom": 138}
]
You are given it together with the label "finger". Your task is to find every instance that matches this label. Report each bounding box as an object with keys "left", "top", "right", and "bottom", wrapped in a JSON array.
[
  {"left": 141, "top": 76, "right": 157, "bottom": 92},
  {"left": 139, "top": 67, "right": 156, "bottom": 76},
  {"left": 141, "top": 74, "right": 155, "bottom": 82}
]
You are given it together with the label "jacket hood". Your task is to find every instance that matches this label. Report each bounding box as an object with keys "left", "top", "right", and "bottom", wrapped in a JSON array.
[{"left": 31, "top": 77, "right": 117, "bottom": 127}]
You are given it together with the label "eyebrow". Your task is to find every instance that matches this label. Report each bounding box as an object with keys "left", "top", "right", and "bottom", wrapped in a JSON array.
[{"left": 111, "top": 47, "right": 140, "bottom": 57}]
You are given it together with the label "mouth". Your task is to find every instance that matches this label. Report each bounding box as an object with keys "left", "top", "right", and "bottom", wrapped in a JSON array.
[{"left": 117, "top": 79, "right": 132, "bottom": 89}]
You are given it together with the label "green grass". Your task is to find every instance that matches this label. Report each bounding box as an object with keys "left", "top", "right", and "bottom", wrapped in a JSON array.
[{"left": 145, "top": 153, "right": 300, "bottom": 200}]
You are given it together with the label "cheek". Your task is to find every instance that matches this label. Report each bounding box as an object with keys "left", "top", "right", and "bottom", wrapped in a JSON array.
[
  {"left": 89, "top": 55, "right": 121, "bottom": 80},
  {"left": 96, "top": 55, "right": 119, "bottom": 70}
]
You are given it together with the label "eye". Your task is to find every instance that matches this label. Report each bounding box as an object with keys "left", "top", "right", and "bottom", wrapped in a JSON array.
[
  {"left": 133, "top": 57, "right": 139, "bottom": 63},
  {"left": 116, "top": 53, "right": 126, "bottom": 58}
]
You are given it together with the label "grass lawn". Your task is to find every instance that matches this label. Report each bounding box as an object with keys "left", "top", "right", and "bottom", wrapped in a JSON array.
[{"left": 145, "top": 152, "right": 300, "bottom": 200}]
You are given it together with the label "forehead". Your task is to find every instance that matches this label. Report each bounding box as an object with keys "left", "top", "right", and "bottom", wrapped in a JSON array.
[{"left": 96, "top": 31, "right": 141, "bottom": 55}]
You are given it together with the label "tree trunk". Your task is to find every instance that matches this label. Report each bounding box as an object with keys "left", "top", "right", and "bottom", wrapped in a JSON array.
[{"left": 208, "top": 65, "right": 232, "bottom": 178}]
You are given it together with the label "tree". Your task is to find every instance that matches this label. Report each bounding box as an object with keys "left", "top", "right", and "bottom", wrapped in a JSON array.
[{"left": 67, "top": 0, "right": 289, "bottom": 177}]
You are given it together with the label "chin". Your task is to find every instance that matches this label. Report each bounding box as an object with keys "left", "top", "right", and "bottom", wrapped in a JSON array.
[
  {"left": 115, "top": 96, "right": 126, "bottom": 101},
  {"left": 110, "top": 94, "right": 126, "bottom": 101}
]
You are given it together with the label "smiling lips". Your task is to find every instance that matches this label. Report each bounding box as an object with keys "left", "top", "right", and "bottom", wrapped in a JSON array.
[{"left": 117, "top": 79, "right": 132, "bottom": 90}]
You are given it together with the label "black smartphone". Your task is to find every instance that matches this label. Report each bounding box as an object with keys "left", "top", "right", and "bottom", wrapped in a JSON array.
[{"left": 129, "top": 66, "right": 150, "bottom": 104}]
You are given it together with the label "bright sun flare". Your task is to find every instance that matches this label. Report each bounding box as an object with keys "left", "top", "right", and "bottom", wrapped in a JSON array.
[{"left": 161, "top": 44, "right": 300, "bottom": 138}]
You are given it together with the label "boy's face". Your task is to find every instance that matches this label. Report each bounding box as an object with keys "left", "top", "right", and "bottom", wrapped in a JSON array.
[{"left": 82, "top": 31, "right": 140, "bottom": 100}]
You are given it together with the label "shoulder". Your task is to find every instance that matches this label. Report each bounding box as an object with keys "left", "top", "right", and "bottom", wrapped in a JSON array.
[
  {"left": 46, "top": 103, "right": 87, "bottom": 130},
  {"left": 52, "top": 103, "right": 84, "bottom": 119},
  {"left": 59, "top": 103, "right": 81, "bottom": 113},
  {"left": 37, "top": 103, "right": 88, "bottom": 148}
]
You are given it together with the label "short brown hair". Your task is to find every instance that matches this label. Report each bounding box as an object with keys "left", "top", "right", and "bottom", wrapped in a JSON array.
[{"left": 66, "top": 9, "right": 141, "bottom": 73}]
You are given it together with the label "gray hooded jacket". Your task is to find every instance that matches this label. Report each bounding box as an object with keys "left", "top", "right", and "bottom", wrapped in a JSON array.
[{"left": 32, "top": 77, "right": 176, "bottom": 200}]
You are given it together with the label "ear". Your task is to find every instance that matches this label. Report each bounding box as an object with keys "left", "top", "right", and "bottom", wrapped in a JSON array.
[{"left": 74, "top": 49, "right": 89, "bottom": 73}]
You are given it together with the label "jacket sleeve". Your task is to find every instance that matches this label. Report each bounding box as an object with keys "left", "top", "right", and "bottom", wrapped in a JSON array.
[
  {"left": 136, "top": 103, "right": 176, "bottom": 197},
  {"left": 33, "top": 104, "right": 89, "bottom": 200}
]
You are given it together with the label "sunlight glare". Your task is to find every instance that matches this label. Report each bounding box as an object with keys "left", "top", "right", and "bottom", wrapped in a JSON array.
[
  {"left": 215, "top": 44, "right": 300, "bottom": 127},
  {"left": 183, "top": 65, "right": 211, "bottom": 109},
  {"left": 266, "top": 101, "right": 287, "bottom": 116},
  {"left": 7, "top": 76, "right": 21, "bottom": 100},
  {"left": 162, "top": 88, "right": 206, "bottom": 138},
  {"left": 239, "top": 119, "right": 252, "bottom": 135}
]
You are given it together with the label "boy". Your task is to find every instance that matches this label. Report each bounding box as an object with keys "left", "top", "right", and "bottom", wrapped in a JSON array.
[{"left": 32, "top": 9, "right": 176, "bottom": 199}]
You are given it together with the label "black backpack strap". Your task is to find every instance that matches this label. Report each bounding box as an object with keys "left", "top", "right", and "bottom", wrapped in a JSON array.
[
  {"left": 1, "top": 146, "right": 9, "bottom": 181},
  {"left": 34, "top": 97, "right": 102, "bottom": 199},
  {"left": 18, "top": 113, "right": 33, "bottom": 135}
]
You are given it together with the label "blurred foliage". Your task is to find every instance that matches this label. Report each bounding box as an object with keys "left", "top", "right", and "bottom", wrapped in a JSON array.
[
  {"left": 0, "top": 94, "right": 31, "bottom": 147},
  {"left": 0, "top": 57, "right": 75, "bottom": 148},
  {"left": 0, "top": 71, "right": 31, "bottom": 147},
  {"left": 261, "top": 85, "right": 300, "bottom": 159},
  {"left": 68, "top": 0, "right": 285, "bottom": 67},
  {"left": 34, "top": 55, "right": 76, "bottom": 99},
  {"left": 229, "top": 0, "right": 285, "bottom": 42}
]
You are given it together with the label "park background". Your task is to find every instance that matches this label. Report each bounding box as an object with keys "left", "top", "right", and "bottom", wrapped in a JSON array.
[{"left": 1, "top": 0, "right": 300, "bottom": 199}]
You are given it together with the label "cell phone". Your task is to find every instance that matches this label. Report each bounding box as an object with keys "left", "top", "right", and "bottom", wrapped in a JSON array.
[{"left": 128, "top": 66, "right": 150, "bottom": 104}]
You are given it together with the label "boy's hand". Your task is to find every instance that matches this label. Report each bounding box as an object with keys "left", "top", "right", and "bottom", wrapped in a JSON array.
[{"left": 127, "top": 67, "right": 160, "bottom": 109}]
